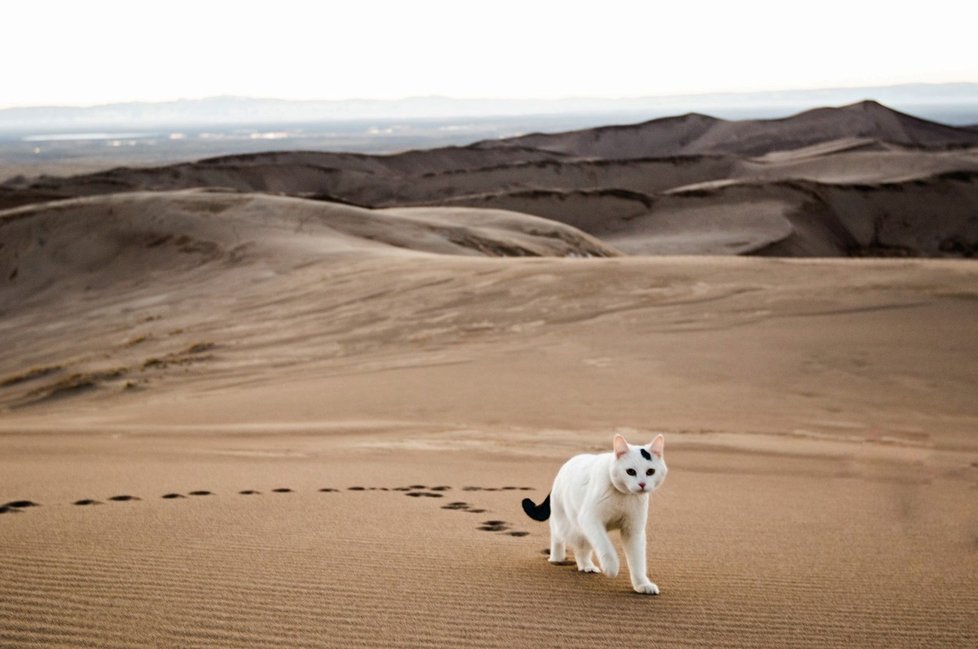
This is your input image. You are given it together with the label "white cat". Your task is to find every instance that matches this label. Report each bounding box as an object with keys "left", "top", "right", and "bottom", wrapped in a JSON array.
[{"left": 522, "top": 433, "right": 667, "bottom": 594}]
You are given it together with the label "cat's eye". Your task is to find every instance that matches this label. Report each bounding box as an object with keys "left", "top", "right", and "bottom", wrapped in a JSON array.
[
  {"left": 646, "top": 468, "right": 656, "bottom": 476},
  {"left": 626, "top": 468, "right": 637, "bottom": 476}
]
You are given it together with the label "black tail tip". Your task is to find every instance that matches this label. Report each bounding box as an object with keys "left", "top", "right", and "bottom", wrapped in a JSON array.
[{"left": 521, "top": 494, "right": 551, "bottom": 522}]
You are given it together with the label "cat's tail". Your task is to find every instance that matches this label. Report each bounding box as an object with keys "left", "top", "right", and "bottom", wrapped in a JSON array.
[{"left": 521, "top": 493, "right": 551, "bottom": 522}]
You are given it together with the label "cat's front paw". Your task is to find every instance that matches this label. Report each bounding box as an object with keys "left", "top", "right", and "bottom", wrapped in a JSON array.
[
  {"left": 599, "top": 554, "right": 619, "bottom": 578},
  {"left": 633, "top": 580, "right": 659, "bottom": 595},
  {"left": 578, "top": 564, "right": 601, "bottom": 574}
]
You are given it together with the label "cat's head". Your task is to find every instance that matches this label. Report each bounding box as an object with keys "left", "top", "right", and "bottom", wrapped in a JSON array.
[{"left": 610, "top": 433, "right": 667, "bottom": 495}]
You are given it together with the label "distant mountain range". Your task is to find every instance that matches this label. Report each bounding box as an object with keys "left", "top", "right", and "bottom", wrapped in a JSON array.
[{"left": 2, "top": 83, "right": 978, "bottom": 132}]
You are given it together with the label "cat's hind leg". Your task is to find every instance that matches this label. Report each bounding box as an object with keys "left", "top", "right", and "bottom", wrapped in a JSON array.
[
  {"left": 571, "top": 538, "right": 600, "bottom": 573},
  {"left": 548, "top": 515, "right": 567, "bottom": 563},
  {"left": 549, "top": 537, "right": 566, "bottom": 564}
]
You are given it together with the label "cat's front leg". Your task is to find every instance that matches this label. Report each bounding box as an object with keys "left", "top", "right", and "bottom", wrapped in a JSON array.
[
  {"left": 578, "top": 515, "right": 619, "bottom": 578},
  {"left": 622, "top": 526, "right": 658, "bottom": 595}
]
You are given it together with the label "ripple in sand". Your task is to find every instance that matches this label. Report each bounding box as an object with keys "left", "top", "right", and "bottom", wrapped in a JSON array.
[
  {"left": 73, "top": 499, "right": 101, "bottom": 506},
  {"left": 239, "top": 490, "right": 261, "bottom": 495},
  {"left": 108, "top": 495, "right": 140, "bottom": 502},
  {"left": 272, "top": 488, "right": 293, "bottom": 493},
  {"left": 319, "top": 488, "right": 338, "bottom": 493},
  {"left": 162, "top": 493, "right": 186, "bottom": 499},
  {"left": 188, "top": 491, "right": 212, "bottom": 496}
]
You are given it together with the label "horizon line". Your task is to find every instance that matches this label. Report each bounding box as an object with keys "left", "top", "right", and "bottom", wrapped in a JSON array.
[{"left": 3, "top": 80, "right": 978, "bottom": 112}]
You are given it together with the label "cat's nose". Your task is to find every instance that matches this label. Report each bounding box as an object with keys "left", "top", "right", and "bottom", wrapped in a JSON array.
[{"left": 638, "top": 482, "right": 647, "bottom": 490}]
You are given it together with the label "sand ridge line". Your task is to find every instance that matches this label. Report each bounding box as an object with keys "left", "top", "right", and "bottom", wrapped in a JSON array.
[{"left": 1, "top": 485, "right": 536, "bottom": 537}]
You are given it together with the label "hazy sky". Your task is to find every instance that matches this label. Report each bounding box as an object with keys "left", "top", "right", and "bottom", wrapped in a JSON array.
[{"left": 3, "top": 0, "right": 976, "bottom": 108}]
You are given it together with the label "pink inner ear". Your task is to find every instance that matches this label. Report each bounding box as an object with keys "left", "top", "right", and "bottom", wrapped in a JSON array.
[
  {"left": 650, "top": 434, "right": 665, "bottom": 458},
  {"left": 613, "top": 434, "right": 629, "bottom": 458}
]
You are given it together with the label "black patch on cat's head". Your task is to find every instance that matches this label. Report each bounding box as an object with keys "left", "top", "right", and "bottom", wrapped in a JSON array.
[{"left": 640, "top": 448, "right": 652, "bottom": 461}]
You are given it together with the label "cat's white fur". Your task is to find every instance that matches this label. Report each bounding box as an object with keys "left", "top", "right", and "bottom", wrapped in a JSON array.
[{"left": 547, "top": 433, "right": 666, "bottom": 594}]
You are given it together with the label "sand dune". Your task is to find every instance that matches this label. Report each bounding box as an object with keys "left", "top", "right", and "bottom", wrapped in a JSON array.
[
  {"left": 5, "top": 195, "right": 973, "bottom": 432},
  {"left": 369, "top": 145, "right": 978, "bottom": 200},
  {"left": 0, "top": 190, "right": 615, "bottom": 315},
  {"left": 7, "top": 107, "right": 977, "bottom": 208},
  {"left": 3, "top": 102, "right": 976, "bottom": 258},
  {"left": 0, "top": 147, "right": 567, "bottom": 213},
  {"left": 1, "top": 191, "right": 976, "bottom": 645},
  {"left": 3, "top": 143, "right": 978, "bottom": 256},
  {"left": 428, "top": 171, "right": 978, "bottom": 256},
  {"left": 2, "top": 105, "right": 977, "bottom": 647},
  {"left": 477, "top": 100, "right": 978, "bottom": 157}
]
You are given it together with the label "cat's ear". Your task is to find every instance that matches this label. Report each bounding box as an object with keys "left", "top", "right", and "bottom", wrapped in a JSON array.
[
  {"left": 613, "top": 434, "right": 630, "bottom": 458},
  {"left": 649, "top": 434, "right": 665, "bottom": 458}
]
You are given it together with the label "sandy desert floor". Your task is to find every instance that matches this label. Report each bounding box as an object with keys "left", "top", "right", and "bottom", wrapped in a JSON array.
[
  {"left": 1, "top": 193, "right": 976, "bottom": 647},
  {"left": 4, "top": 97, "right": 978, "bottom": 646}
]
